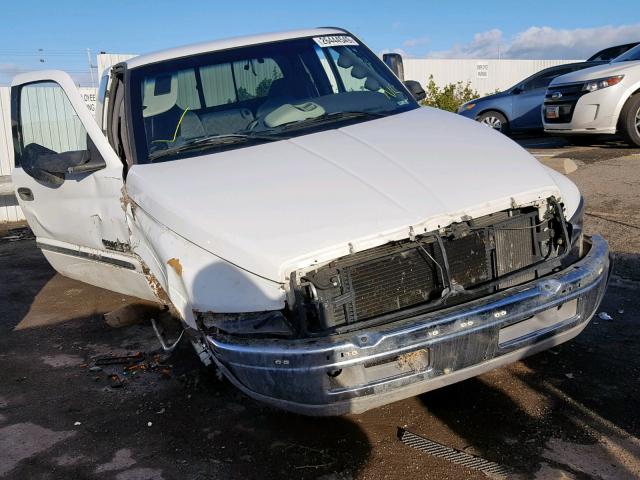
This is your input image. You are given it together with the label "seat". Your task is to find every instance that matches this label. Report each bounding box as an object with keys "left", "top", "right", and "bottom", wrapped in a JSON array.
[
  {"left": 201, "top": 108, "right": 254, "bottom": 136},
  {"left": 180, "top": 111, "right": 206, "bottom": 140},
  {"left": 256, "top": 78, "right": 299, "bottom": 118}
]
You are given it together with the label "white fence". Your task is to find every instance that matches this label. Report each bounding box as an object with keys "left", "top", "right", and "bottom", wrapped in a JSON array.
[
  {"left": 403, "top": 58, "right": 582, "bottom": 95},
  {"left": 0, "top": 88, "right": 20, "bottom": 222}
]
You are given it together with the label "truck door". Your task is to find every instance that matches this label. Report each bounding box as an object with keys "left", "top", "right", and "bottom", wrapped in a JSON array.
[{"left": 10, "top": 70, "right": 155, "bottom": 299}]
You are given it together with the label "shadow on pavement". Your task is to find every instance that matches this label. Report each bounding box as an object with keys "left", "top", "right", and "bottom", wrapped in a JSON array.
[{"left": 414, "top": 265, "right": 640, "bottom": 478}]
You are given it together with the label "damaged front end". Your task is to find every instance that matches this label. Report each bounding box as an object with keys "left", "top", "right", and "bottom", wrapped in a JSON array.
[{"left": 198, "top": 197, "right": 609, "bottom": 415}]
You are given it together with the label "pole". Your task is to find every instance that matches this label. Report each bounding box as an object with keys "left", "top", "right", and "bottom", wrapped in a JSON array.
[{"left": 87, "top": 48, "right": 95, "bottom": 88}]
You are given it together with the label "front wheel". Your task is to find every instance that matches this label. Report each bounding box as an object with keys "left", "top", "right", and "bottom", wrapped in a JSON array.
[
  {"left": 476, "top": 111, "right": 509, "bottom": 134},
  {"left": 619, "top": 94, "right": 640, "bottom": 147}
]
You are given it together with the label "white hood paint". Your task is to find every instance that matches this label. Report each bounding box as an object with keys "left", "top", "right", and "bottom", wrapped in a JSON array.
[
  {"left": 551, "top": 60, "right": 640, "bottom": 85},
  {"left": 126, "top": 107, "right": 566, "bottom": 283}
]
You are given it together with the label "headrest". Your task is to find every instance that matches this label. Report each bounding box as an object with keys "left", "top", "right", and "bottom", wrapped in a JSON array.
[
  {"left": 337, "top": 53, "right": 355, "bottom": 69},
  {"left": 142, "top": 75, "right": 178, "bottom": 118}
]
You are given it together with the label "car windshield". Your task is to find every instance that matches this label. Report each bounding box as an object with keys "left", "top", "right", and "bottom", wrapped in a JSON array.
[
  {"left": 128, "top": 35, "right": 417, "bottom": 163},
  {"left": 612, "top": 44, "right": 640, "bottom": 63}
]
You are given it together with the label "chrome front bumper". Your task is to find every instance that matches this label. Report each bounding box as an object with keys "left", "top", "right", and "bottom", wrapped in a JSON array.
[{"left": 206, "top": 235, "right": 610, "bottom": 416}]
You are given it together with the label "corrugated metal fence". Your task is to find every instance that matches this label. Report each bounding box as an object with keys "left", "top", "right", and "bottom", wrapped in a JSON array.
[
  {"left": 403, "top": 58, "right": 582, "bottom": 95},
  {"left": 1, "top": 55, "right": 581, "bottom": 223},
  {"left": 0, "top": 88, "right": 19, "bottom": 222}
]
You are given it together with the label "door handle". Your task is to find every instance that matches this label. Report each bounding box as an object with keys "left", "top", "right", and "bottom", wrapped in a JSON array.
[{"left": 17, "top": 187, "right": 34, "bottom": 201}]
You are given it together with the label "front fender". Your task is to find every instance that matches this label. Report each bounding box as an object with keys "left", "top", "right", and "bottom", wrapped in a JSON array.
[
  {"left": 613, "top": 80, "right": 640, "bottom": 124},
  {"left": 126, "top": 201, "right": 286, "bottom": 329}
]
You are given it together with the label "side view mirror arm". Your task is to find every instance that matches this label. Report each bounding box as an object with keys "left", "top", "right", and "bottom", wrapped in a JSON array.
[
  {"left": 37, "top": 149, "right": 106, "bottom": 175},
  {"left": 67, "top": 157, "right": 106, "bottom": 174}
]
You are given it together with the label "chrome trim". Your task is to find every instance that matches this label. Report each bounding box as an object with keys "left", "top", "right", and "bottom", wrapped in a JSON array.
[
  {"left": 206, "top": 235, "right": 610, "bottom": 415},
  {"left": 37, "top": 241, "right": 137, "bottom": 270}
]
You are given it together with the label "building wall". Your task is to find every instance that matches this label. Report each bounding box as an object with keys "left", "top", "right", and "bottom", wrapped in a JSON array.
[{"left": 403, "top": 58, "right": 583, "bottom": 95}]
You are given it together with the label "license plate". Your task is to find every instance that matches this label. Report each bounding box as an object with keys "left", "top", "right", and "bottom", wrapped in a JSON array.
[{"left": 545, "top": 106, "right": 560, "bottom": 119}]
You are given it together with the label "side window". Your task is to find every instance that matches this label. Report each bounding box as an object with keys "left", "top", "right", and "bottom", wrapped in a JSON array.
[
  {"left": 175, "top": 69, "right": 201, "bottom": 110},
  {"left": 324, "top": 47, "right": 394, "bottom": 95},
  {"left": 96, "top": 73, "right": 110, "bottom": 134},
  {"left": 200, "top": 64, "right": 237, "bottom": 107},
  {"left": 315, "top": 46, "right": 339, "bottom": 93},
  {"left": 232, "top": 58, "right": 283, "bottom": 101},
  {"left": 19, "top": 82, "right": 87, "bottom": 157},
  {"left": 327, "top": 47, "right": 368, "bottom": 91},
  {"left": 15, "top": 81, "right": 103, "bottom": 186},
  {"left": 525, "top": 69, "right": 569, "bottom": 91}
]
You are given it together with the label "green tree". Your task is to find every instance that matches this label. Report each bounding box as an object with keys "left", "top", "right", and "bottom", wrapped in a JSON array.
[{"left": 421, "top": 75, "right": 479, "bottom": 113}]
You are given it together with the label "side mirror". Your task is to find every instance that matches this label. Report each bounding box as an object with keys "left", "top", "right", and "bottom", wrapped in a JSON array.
[
  {"left": 404, "top": 80, "right": 426, "bottom": 102},
  {"left": 512, "top": 86, "right": 523, "bottom": 95},
  {"left": 383, "top": 53, "right": 405, "bottom": 81},
  {"left": 34, "top": 150, "right": 106, "bottom": 175},
  {"left": 21, "top": 143, "right": 106, "bottom": 187}
]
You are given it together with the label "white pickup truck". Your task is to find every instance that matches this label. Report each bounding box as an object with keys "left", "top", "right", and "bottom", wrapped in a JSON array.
[{"left": 11, "top": 28, "right": 610, "bottom": 415}]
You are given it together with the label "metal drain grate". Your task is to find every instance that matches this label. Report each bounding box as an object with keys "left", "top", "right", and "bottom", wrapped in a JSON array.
[{"left": 397, "top": 428, "right": 511, "bottom": 478}]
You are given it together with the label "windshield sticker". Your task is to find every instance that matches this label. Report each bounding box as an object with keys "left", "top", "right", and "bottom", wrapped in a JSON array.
[{"left": 313, "top": 35, "right": 359, "bottom": 48}]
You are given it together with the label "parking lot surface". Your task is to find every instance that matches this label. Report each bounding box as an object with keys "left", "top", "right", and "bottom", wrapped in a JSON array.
[{"left": 1, "top": 136, "right": 639, "bottom": 480}]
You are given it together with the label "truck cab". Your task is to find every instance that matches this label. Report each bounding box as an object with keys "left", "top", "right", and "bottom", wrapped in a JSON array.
[{"left": 10, "top": 28, "right": 610, "bottom": 415}]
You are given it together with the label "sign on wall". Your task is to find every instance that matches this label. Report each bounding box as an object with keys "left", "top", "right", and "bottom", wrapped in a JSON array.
[
  {"left": 476, "top": 62, "right": 489, "bottom": 79},
  {"left": 79, "top": 88, "right": 97, "bottom": 113}
]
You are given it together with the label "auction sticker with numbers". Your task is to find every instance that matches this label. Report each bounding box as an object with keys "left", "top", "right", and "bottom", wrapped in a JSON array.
[{"left": 313, "top": 35, "right": 359, "bottom": 48}]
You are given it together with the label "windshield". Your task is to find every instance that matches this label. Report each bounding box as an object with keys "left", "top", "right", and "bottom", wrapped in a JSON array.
[
  {"left": 612, "top": 44, "right": 640, "bottom": 63},
  {"left": 128, "top": 35, "right": 417, "bottom": 163}
]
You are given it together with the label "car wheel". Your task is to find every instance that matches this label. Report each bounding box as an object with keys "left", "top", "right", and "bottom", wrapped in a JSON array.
[
  {"left": 477, "top": 111, "right": 509, "bottom": 134},
  {"left": 619, "top": 94, "right": 640, "bottom": 147}
]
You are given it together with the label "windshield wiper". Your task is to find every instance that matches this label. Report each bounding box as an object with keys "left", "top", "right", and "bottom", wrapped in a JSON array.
[
  {"left": 274, "top": 110, "right": 390, "bottom": 132},
  {"left": 148, "top": 133, "right": 284, "bottom": 162}
]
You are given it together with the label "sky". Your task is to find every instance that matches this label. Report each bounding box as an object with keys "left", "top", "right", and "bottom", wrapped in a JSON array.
[{"left": 1, "top": 0, "right": 639, "bottom": 86}]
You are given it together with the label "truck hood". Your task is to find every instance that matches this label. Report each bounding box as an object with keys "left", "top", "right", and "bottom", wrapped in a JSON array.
[
  {"left": 551, "top": 60, "right": 640, "bottom": 85},
  {"left": 126, "top": 107, "right": 564, "bottom": 283}
]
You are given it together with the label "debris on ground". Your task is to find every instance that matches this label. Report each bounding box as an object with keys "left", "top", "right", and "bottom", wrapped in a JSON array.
[
  {"left": 0, "top": 227, "right": 35, "bottom": 243},
  {"left": 86, "top": 351, "right": 174, "bottom": 390},
  {"left": 109, "top": 374, "right": 124, "bottom": 389},
  {"left": 598, "top": 312, "right": 613, "bottom": 321},
  {"left": 95, "top": 352, "right": 145, "bottom": 366}
]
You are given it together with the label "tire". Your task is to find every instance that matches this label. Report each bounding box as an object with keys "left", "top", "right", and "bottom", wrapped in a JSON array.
[
  {"left": 476, "top": 111, "right": 509, "bottom": 134},
  {"left": 619, "top": 94, "right": 640, "bottom": 147},
  {"left": 566, "top": 135, "right": 596, "bottom": 146}
]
